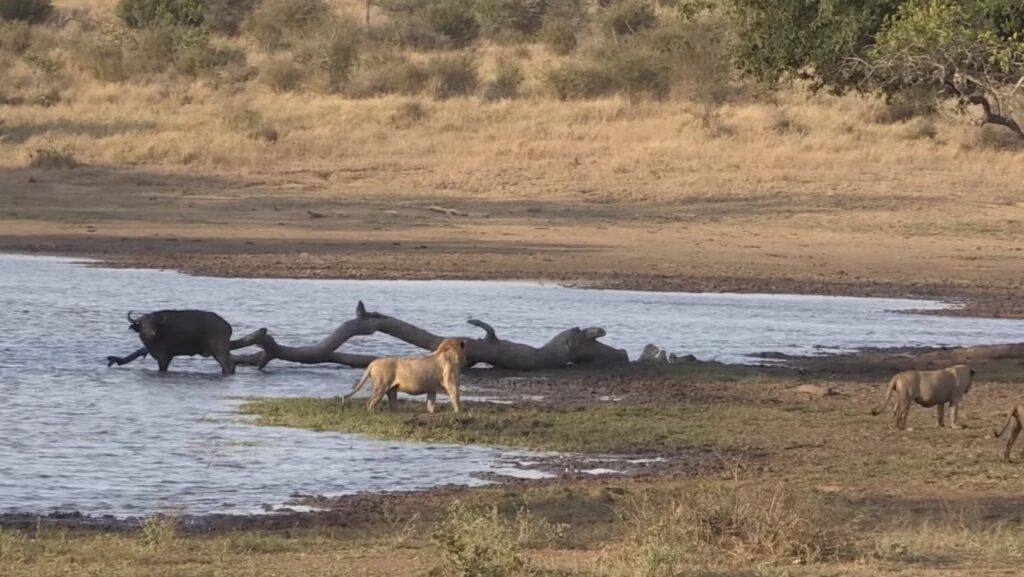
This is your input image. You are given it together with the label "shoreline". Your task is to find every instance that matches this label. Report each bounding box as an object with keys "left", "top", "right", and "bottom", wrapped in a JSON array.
[{"left": 3, "top": 247, "right": 1017, "bottom": 319}]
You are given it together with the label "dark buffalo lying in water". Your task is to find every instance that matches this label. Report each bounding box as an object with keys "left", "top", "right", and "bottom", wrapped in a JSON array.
[{"left": 107, "top": 310, "right": 235, "bottom": 374}]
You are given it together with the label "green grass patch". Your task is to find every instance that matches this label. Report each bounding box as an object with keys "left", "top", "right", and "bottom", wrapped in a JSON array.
[{"left": 238, "top": 397, "right": 785, "bottom": 453}]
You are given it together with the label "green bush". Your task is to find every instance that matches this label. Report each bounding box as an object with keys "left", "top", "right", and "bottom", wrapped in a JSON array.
[
  {"left": 117, "top": 0, "right": 204, "bottom": 28},
  {"left": 245, "top": 0, "right": 328, "bottom": 50},
  {"left": 476, "top": 0, "right": 547, "bottom": 39},
  {"left": 173, "top": 27, "right": 239, "bottom": 75},
  {"left": 0, "top": 0, "right": 52, "bottom": 23},
  {"left": 483, "top": 57, "right": 523, "bottom": 100},
  {"left": 204, "top": 0, "right": 257, "bottom": 35},
  {"left": 425, "top": 0, "right": 479, "bottom": 47},
  {"left": 538, "top": 17, "right": 576, "bottom": 54},
  {"left": 259, "top": 55, "right": 306, "bottom": 91},
  {"left": 546, "top": 61, "right": 616, "bottom": 100},
  {"left": 0, "top": 19, "right": 31, "bottom": 54},
  {"left": 426, "top": 53, "right": 478, "bottom": 99},
  {"left": 78, "top": 35, "right": 129, "bottom": 82},
  {"left": 602, "top": 0, "right": 657, "bottom": 38}
]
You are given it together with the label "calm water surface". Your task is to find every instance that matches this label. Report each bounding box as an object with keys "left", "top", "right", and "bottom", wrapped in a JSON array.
[{"left": 2, "top": 254, "right": 1023, "bottom": 516}]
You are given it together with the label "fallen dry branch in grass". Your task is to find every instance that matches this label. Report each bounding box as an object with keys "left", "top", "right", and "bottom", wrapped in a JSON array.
[{"left": 230, "top": 301, "right": 629, "bottom": 371}]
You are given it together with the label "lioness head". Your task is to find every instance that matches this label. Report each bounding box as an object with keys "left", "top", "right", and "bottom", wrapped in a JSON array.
[{"left": 435, "top": 337, "right": 468, "bottom": 366}]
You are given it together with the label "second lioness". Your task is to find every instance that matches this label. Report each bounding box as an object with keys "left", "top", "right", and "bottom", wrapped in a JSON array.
[
  {"left": 870, "top": 364, "right": 975, "bottom": 430},
  {"left": 342, "top": 338, "right": 468, "bottom": 413}
]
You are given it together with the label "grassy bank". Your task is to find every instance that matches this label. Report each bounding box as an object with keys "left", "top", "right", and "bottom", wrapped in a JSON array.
[{"left": 238, "top": 396, "right": 792, "bottom": 453}]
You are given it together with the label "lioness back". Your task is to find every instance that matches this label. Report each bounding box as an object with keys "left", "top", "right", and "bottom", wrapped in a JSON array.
[
  {"left": 391, "top": 356, "right": 444, "bottom": 394},
  {"left": 908, "top": 365, "right": 971, "bottom": 406}
]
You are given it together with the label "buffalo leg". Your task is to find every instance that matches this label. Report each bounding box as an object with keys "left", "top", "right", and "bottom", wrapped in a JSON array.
[
  {"left": 387, "top": 388, "right": 399, "bottom": 411},
  {"left": 212, "top": 344, "right": 235, "bottom": 375},
  {"left": 107, "top": 347, "right": 147, "bottom": 367},
  {"left": 156, "top": 353, "right": 172, "bottom": 372}
]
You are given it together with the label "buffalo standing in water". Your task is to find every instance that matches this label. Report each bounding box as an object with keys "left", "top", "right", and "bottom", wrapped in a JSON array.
[{"left": 107, "top": 310, "right": 235, "bottom": 375}]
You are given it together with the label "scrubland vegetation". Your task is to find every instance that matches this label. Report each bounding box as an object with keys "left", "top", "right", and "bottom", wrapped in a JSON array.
[{"left": 1, "top": 0, "right": 1023, "bottom": 199}]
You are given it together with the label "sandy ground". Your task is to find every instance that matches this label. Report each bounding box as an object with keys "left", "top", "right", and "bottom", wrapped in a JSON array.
[{"left": 3, "top": 165, "right": 1024, "bottom": 316}]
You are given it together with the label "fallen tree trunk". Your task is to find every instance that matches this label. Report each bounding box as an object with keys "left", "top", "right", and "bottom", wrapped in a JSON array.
[{"left": 232, "top": 301, "right": 629, "bottom": 371}]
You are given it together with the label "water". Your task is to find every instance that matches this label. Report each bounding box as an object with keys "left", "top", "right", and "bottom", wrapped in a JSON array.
[{"left": 3, "top": 254, "right": 1024, "bottom": 517}]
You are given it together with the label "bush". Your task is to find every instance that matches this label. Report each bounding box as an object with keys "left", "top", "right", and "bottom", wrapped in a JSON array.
[
  {"left": 173, "top": 27, "right": 239, "bottom": 75},
  {"left": 546, "top": 61, "right": 615, "bottom": 100},
  {"left": 0, "top": 0, "right": 52, "bottom": 23},
  {"left": 245, "top": 0, "right": 328, "bottom": 50},
  {"left": 603, "top": 48, "right": 674, "bottom": 99},
  {"left": 0, "top": 19, "right": 31, "bottom": 54},
  {"left": 431, "top": 502, "right": 565, "bottom": 577},
  {"left": 204, "top": 0, "right": 257, "bottom": 35},
  {"left": 483, "top": 57, "right": 523, "bottom": 100},
  {"left": 425, "top": 0, "right": 479, "bottom": 47},
  {"left": 538, "top": 17, "right": 576, "bottom": 54},
  {"left": 226, "top": 107, "right": 278, "bottom": 141},
  {"left": 426, "top": 53, "right": 478, "bottom": 99},
  {"left": 346, "top": 53, "right": 428, "bottom": 97},
  {"left": 259, "top": 55, "right": 306, "bottom": 91},
  {"left": 78, "top": 35, "right": 129, "bottom": 82},
  {"left": 389, "top": 99, "right": 428, "bottom": 128},
  {"left": 476, "top": 0, "right": 547, "bottom": 39},
  {"left": 367, "top": 16, "right": 451, "bottom": 49},
  {"left": 601, "top": 0, "right": 657, "bottom": 38},
  {"left": 614, "top": 481, "right": 854, "bottom": 573},
  {"left": 315, "top": 24, "right": 359, "bottom": 93},
  {"left": 117, "top": 0, "right": 204, "bottom": 28}
]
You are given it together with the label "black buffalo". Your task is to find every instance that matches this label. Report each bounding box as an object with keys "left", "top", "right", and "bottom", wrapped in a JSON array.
[{"left": 107, "top": 310, "right": 235, "bottom": 374}]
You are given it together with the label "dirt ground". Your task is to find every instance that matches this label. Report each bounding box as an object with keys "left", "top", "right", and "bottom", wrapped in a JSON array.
[{"left": 4, "top": 165, "right": 1024, "bottom": 317}]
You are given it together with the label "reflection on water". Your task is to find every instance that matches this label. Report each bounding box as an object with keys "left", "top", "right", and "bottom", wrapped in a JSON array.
[{"left": 2, "top": 254, "right": 1024, "bottom": 516}]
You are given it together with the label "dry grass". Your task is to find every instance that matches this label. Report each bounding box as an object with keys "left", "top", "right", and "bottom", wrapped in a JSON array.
[{"left": 3, "top": 0, "right": 1024, "bottom": 208}]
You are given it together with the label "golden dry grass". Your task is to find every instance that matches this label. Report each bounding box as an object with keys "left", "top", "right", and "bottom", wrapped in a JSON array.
[{"left": 3, "top": 0, "right": 1023, "bottom": 207}]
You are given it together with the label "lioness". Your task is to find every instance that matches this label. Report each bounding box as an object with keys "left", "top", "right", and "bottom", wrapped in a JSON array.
[
  {"left": 342, "top": 338, "right": 468, "bottom": 413},
  {"left": 994, "top": 403, "right": 1024, "bottom": 462},
  {"left": 870, "top": 364, "right": 974, "bottom": 430}
]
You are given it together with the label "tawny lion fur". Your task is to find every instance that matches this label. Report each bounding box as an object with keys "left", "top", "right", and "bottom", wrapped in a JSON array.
[
  {"left": 342, "top": 338, "right": 468, "bottom": 413},
  {"left": 870, "top": 364, "right": 974, "bottom": 430},
  {"left": 994, "top": 403, "right": 1024, "bottom": 462}
]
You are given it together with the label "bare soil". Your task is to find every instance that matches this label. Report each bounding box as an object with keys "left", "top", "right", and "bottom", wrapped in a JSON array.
[{"left": 4, "top": 166, "right": 1024, "bottom": 317}]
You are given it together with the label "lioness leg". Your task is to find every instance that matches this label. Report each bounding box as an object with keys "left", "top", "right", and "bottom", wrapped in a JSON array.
[
  {"left": 386, "top": 388, "right": 399, "bottom": 411},
  {"left": 950, "top": 401, "right": 964, "bottom": 429},
  {"left": 896, "top": 399, "right": 911, "bottom": 430},
  {"left": 366, "top": 380, "right": 387, "bottom": 411},
  {"left": 1004, "top": 420, "right": 1022, "bottom": 463},
  {"left": 936, "top": 403, "right": 946, "bottom": 428},
  {"left": 426, "top": 392, "right": 436, "bottom": 414}
]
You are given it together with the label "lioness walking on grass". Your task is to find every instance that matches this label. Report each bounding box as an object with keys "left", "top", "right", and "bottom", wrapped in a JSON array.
[
  {"left": 870, "top": 364, "right": 975, "bottom": 430},
  {"left": 342, "top": 338, "right": 468, "bottom": 413}
]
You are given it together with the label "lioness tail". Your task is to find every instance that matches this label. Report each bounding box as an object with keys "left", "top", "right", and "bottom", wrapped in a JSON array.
[
  {"left": 870, "top": 374, "right": 899, "bottom": 416},
  {"left": 994, "top": 405, "right": 1020, "bottom": 438},
  {"left": 341, "top": 368, "right": 371, "bottom": 403}
]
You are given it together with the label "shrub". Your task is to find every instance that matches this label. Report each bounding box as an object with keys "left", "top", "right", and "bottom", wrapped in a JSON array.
[
  {"left": 367, "top": 16, "right": 451, "bottom": 49},
  {"left": 245, "top": 0, "right": 328, "bottom": 50},
  {"left": 204, "top": 0, "right": 257, "bottom": 35},
  {"left": 545, "top": 60, "right": 615, "bottom": 100},
  {"left": 614, "top": 480, "right": 854, "bottom": 572},
  {"left": 130, "top": 25, "right": 177, "bottom": 73},
  {"left": 0, "top": 0, "right": 52, "bottom": 23},
  {"left": 259, "top": 55, "right": 305, "bottom": 91},
  {"left": 476, "top": 0, "right": 547, "bottom": 39},
  {"left": 603, "top": 48, "right": 674, "bottom": 99},
  {"left": 482, "top": 57, "right": 523, "bottom": 100},
  {"left": 601, "top": 0, "right": 657, "bottom": 38},
  {"left": 173, "top": 27, "right": 239, "bottom": 75},
  {"left": 425, "top": 53, "right": 478, "bottom": 99},
  {"left": 538, "top": 17, "right": 576, "bottom": 54},
  {"left": 117, "top": 0, "right": 204, "bottom": 28},
  {"left": 424, "top": 0, "right": 479, "bottom": 47},
  {"left": 0, "top": 19, "right": 32, "bottom": 54},
  {"left": 346, "top": 54, "right": 429, "bottom": 97},
  {"left": 431, "top": 502, "right": 565, "bottom": 577},
  {"left": 78, "top": 35, "right": 129, "bottom": 82},
  {"left": 315, "top": 24, "right": 359, "bottom": 93},
  {"left": 389, "top": 99, "right": 428, "bottom": 128}
]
